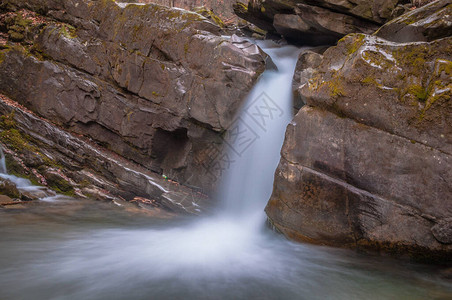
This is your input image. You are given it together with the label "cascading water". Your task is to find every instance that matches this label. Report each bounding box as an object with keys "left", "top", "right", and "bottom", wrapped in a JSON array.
[
  {"left": 0, "top": 146, "right": 47, "bottom": 192},
  {"left": 0, "top": 146, "right": 7, "bottom": 174},
  {"left": 216, "top": 40, "right": 301, "bottom": 228},
  {"left": 0, "top": 42, "right": 450, "bottom": 300}
]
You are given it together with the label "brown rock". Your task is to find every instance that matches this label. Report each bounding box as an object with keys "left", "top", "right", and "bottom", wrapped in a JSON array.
[
  {"left": 292, "top": 49, "right": 323, "bottom": 110},
  {"left": 268, "top": 8, "right": 452, "bottom": 260},
  {"left": 234, "top": 0, "right": 401, "bottom": 45},
  {"left": 300, "top": 34, "right": 452, "bottom": 154},
  {"left": 266, "top": 106, "right": 451, "bottom": 260},
  {"left": 0, "top": 0, "right": 267, "bottom": 195},
  {"left": 0, "top": 194, "right": 13, "bottom": 204},
  {"left": 375, "top": 0, "right": 452, "bottom": 43},
  {"left": 0, "top": 178, "right": 20, "bottom": 199}
]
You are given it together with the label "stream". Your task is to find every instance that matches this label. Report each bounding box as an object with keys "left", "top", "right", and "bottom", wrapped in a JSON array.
[{"left": 0, "top": 41, "right": 451, "bottom": 300}]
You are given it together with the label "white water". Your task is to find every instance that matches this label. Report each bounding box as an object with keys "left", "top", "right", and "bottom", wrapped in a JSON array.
[
  {"left": 0, "top": 146, "right": 6, "bottom": 174},
  {"left": 217, "top": 41, "right": 300, "bottom": 226},
  {"left": 0, "top": 146, "right": 48, "bottom": 193},
  {"left": 0, "top": 43, "right": 450, "bottom": 300}
]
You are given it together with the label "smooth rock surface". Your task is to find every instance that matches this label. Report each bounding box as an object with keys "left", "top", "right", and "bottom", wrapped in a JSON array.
[{"left": 266, "top": 106, "right": 451, "bottom": 260}]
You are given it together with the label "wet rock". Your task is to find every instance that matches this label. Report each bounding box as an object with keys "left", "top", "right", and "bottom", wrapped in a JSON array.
[
  {"left": 0, "top": 178, "right": 20, "bottom": 199},
  {"left": 375, "top": 0, "right": 452, "bottom": 43},
  {"left": 20, "top": 188, "right": 55, "bottom": 201},
  {"left": 0, "top": 99, "right": 212, "bottom": 214}
]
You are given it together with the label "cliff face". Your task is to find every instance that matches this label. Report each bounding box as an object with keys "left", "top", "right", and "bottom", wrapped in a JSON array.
[
  {"left": 266, "top": 1, "right": 452, "bottom": 261},
  {"left": 0, "top": 0, "right": 267, "bottom": 209},
  {"left": 233, "top": 0, "right": 412, "bottom": 45}
]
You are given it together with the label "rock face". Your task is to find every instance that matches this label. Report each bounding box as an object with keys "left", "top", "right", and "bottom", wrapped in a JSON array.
[
  {"left": 0, "top": 0, "right": 267, "bottom": 197},
  {"left": 0, "top": 95, "right": 208, "bottom": 214},
  {"left": 130, "top": 0, "right": 237, "bottom": 22},
  {"left": 375, "top": 0, "right": 452, "bottom": 42},
  {"left": 234, "top": 0, "right": 409, "bottom": 45},
  {"left": 266, "top": 9, "right": 452, "bottom": 261}
]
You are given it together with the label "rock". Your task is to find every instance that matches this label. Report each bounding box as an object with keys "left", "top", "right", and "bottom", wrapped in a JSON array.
[
  {"left": 431, "top": 219, "right": 452, "bottom": 245},
  {"left": 0, "top": 0, "right": 267, "bottom": 196},
  {"left": 273, "top": 4, "right": 379, "bottom": 45},
  {"left": 0, "top": 194, "right": 13, "bottom": 204},
  {"left": 43, "top": 169, "right": 74, "bottom": 195},
  {"left": 20, "top": 188, "right": 55, "bottom": 201},
  {"left": 268, "top": 7, "right": 452, "bottom": 260},
  {"left": 234, "top": 0, "right": 402, "bottom": 45},
  {"left": 292, "top": 49, "right": 323, "bottom": 110},
  {"left": 0, "top": 178, "right": 20, "bottom": 198},
  {"left": 300, "top": 34, "right": 452, "bottom": 154},
  {"left": 375, "top": 0, "right": 452, "bottom": 43},
  {"left": 125, "top": 0, "right": 238, "bottom": 23},
  {"left": 0, "top": 98, "right": 212, "bottom": 214},
  {"left": 266, "top": 106, "right": 451, "bottom": 260}
]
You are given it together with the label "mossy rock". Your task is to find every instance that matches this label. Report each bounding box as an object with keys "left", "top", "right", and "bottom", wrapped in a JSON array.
[
  {"left": 45, "top": 171, "right": 74, "bottom": 195},
  {"left": 0, "top": 178, "right": 21, "bottom": 199}
]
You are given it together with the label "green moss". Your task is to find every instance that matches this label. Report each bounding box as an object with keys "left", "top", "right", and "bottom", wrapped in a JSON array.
[
  {"left": 327, "top": 77, "right": 345, "bottom": 97},
  {"left": 362, "top": 76, "right": 377, "bottom": 85},
  {"left": 0, "top": 111, "right": 16, "bottom": 129},
  {"left": 8, "top": 31, "right": 24, "bottom": 42},
  {"left": 152, "top": 91, "right": 160, "bottom": 97},
  {"left": 161, "top": 64, "right": 165, "bottom": 71},
  {"left": 236, "top": 2, "right": 248, "bottom": 11},
  {"left": 346, "top": 34, "right": 365, "bottom": 55},
  {"left": 194, "top": 7, "right": 226, "bottom": 28},
  {"left": 59, "top": 24, "right": 77, "bottom": 39},
  {"left": 437, "top": 59, "right": 452, "bottom": 75},
  {"left": 46, "top": 175, "right": 74, "bottom": 196},
  {"left": 407, "top": 84, "right": 428, "bottom": 102}
]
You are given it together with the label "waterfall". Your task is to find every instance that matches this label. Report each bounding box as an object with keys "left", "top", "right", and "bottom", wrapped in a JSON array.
[
  {"left": 216, "top": 41, "right": 302, "bottom": 228},
  {"left": 0, "top": 146, "right": 7, "bottom": 174}
]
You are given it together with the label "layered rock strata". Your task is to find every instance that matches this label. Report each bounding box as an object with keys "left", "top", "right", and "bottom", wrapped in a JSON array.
[{"left": 0, "top": 0, "right": 268, "bottom": 199}]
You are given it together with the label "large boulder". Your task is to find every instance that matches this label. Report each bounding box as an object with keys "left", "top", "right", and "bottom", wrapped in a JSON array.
[
  {"left": 0, "top": 0, "right": 267, "bottom": 195},
  {"left": 375, "top": 0, "right": 452, "bottom": 42},
  {"left": 234, "top": 0, "right": 406, "bottom": 45},
  {"left": 266, "top": 10, "right": 451, "bottom": 261}
]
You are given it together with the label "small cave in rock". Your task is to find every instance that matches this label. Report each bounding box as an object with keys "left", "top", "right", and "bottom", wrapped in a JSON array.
[{"left": 151, "top": 127, "right": 191, "bottom": 173}]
